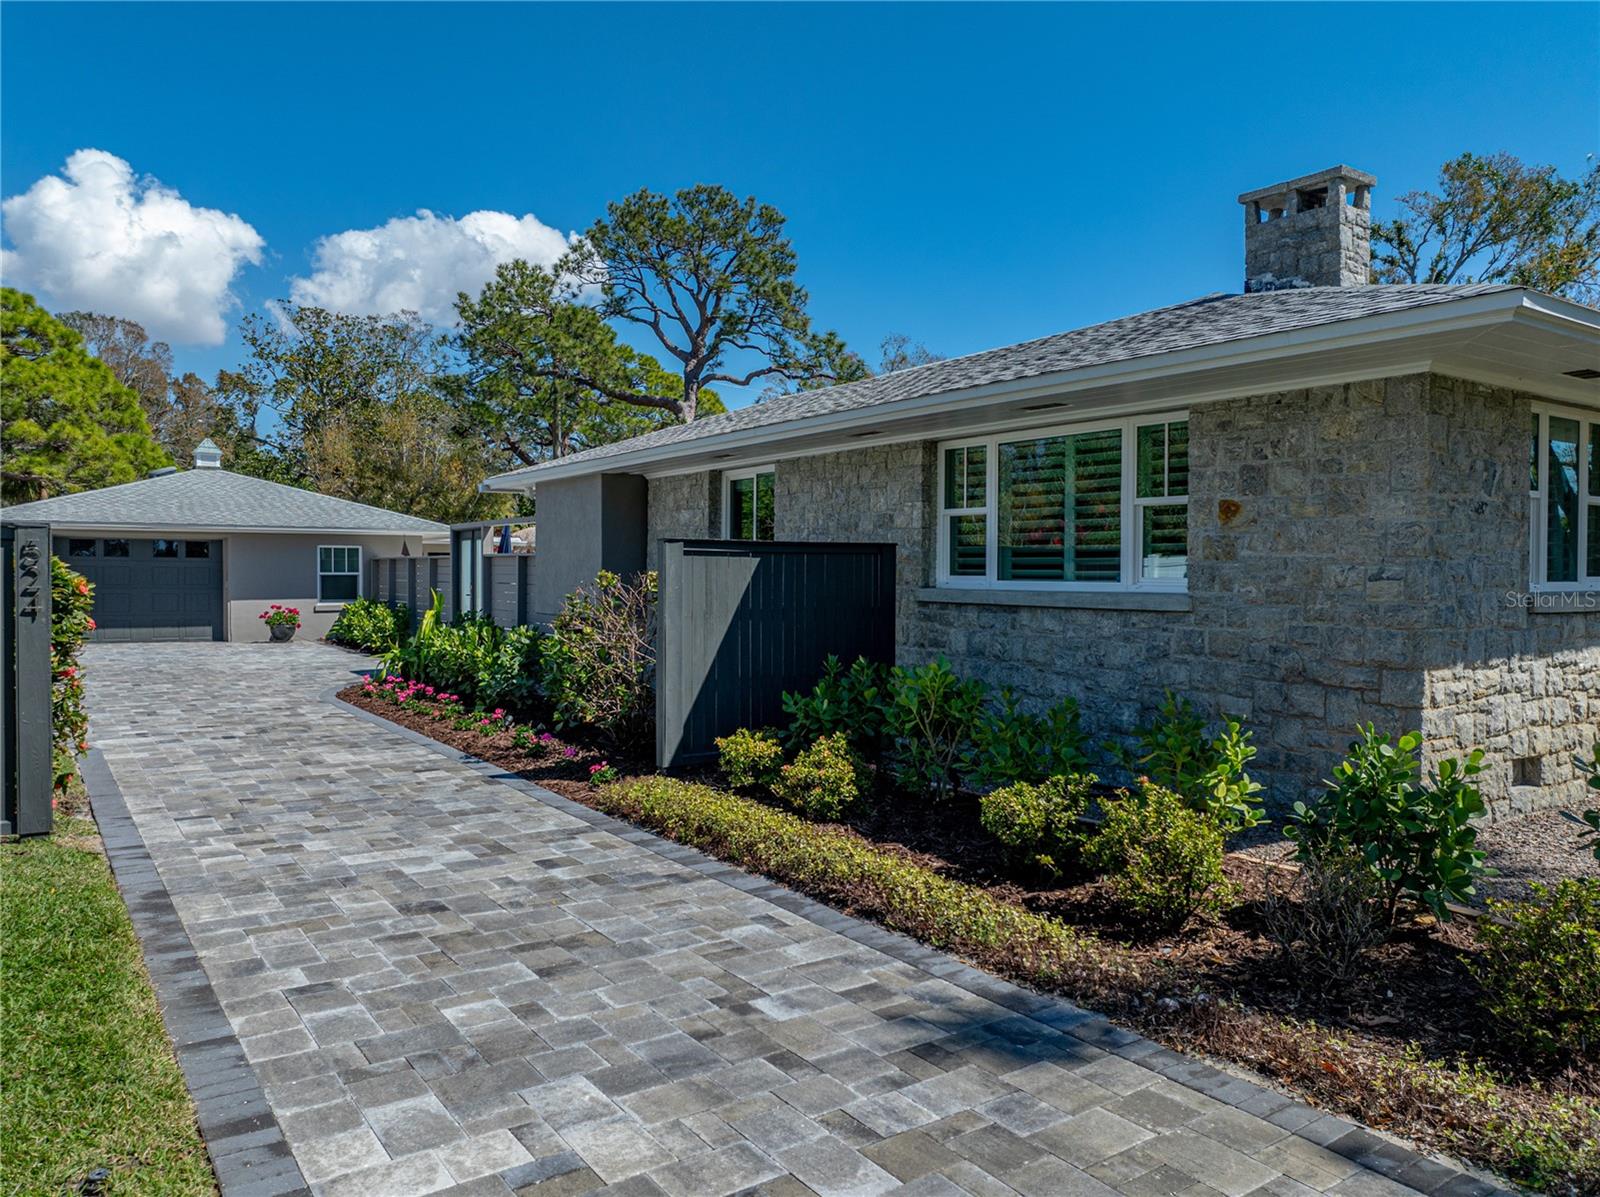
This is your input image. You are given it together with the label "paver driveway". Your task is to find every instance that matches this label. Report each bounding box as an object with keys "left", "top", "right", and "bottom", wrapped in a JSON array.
[{"left": 85, "top": 642, "right": 1473, "bottom": 1197}]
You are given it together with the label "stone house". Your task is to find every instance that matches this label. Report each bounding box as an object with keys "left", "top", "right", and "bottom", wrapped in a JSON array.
[{"left": 483, "top": 166, "right": 1600, "bottom": 815}]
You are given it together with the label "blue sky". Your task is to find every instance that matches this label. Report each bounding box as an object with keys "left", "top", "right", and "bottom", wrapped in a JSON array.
[{"left": 2, "top": 1, "right": 1596, "bottom": 404}]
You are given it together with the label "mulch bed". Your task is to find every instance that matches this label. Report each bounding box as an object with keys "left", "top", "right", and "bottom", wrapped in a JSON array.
[{"left": 340, "top": 684, "right": 1598, "bottom": 1186}]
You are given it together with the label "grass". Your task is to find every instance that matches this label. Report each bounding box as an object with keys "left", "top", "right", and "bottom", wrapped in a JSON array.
[{"left": 1, "top": 805, "right": 215, "bottom": 1196}]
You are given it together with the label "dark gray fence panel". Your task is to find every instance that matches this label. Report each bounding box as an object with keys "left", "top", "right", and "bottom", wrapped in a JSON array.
[
  {"left": 656, "top": 540, "right": 896, "bottom": 770},
  {"left": 3, "top": 523, "right": 53, "bottom": 836},
  {"left": 367, "top": 556, "right": 454, "bottom": 632}
]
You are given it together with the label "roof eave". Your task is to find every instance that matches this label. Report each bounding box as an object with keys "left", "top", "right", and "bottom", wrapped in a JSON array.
[{"left": 480, "top": 288, "right": 1598, "bottom": 493}]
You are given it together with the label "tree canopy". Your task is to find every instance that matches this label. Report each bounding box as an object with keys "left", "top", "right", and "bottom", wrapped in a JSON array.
[
  {"left": 1373, "top": 152, "right": 1600, "bottom": 303},
  {"left": 1, "top": 289, "right": 169, "bottom": 503}
]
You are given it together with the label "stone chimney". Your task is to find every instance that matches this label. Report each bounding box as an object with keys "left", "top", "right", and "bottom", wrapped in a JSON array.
[
  {"left": 193, "top": 438, "right": 223, "bottom": 469},
  {"left": 1238, "top": 166, "right": 1375, "bottom": 292}
]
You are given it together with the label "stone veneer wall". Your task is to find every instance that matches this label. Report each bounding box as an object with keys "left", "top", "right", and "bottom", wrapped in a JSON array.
[{"left": 645, "top": 373, "right": 1599, "bottom": 815}]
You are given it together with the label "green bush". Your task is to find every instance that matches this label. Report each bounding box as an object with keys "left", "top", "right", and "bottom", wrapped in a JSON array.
[
  {"left": 781, "top": 655, "right": 890, "bottom": 757},
  {"left": 1116, "top": 691, "right": 1264, "bottom": 834},
  {"left": 327, "top": 596, "right": 408, "bottom": 652},
  {"left": 540, "top": 570, "right": 657, "bottom": 746},
  {"left": 1090, "top": 782, "right": 1230, "bottom": 929},
  {"left": 592, "top": 775, "right": 1092, "bottom": 982},
  {"left": 886, "top": 658, "right": 987, "bottom": 801},
  {"left": 979, "top": 773, "right": 1095, "bottom": 877},
  {"left": 1288, "top": 726, "right": 1488, "bottom": 922},
  {"left": 50, "top": 557, "right": 93, "bottom": 791},
  {"left": 774, "top": 733, "right": 861, "bottom": 821},
  {"left": 968, "top": 689, "right": 1091, "bottom": 791},
  {"left": 716, "top": 727, "right": 785, "bottom": 790},
  {"left": 378, "top": 590, "right": 541, "bottom": 710},
  {"left": 1470, "top": 879, "right": 1600, "bottom": 1062}
]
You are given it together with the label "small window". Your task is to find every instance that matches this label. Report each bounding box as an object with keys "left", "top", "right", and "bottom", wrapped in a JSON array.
[
  {"left": 185, "top": 541, "right": 211, "bottom": 559},
  {"left": 318, "top": 545, "right": 361, "bottom": 602},
  {"left": 152, "top": 539, "right": 181, "bottom": 558},
  {"left": 1530, "top": 407, "right": 1598, "bottom": 589},
  {"left": 724, "top": 467, "right": 776, "bottom": 541},
  {"left": 103, "top": 539, "right": 130, "bottom": 558},
  {"left": 941, "top": 445, "right": 988, "bottom": 577},
  {"left": 67, "top": 539, "right": 96, "bottom": 558},
  {"left": 1135, "top": 420, "right": 1189, "bottom": 583}
]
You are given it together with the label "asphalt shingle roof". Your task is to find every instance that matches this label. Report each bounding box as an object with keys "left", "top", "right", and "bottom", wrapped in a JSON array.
[
  {"left": 496, "top": 283, "right": 1517, "bottom": 480},
  {"left": 1, "top": 467, "right": 447, "bottom": 534}
]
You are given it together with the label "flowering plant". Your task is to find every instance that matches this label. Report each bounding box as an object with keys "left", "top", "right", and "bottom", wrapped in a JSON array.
[
  {"left": 51, "top": 557, "right": 94, "bottom": 791},
  {"left": 259, "top": 603, "right": 301, "bottom": 629},
  {"left": 589, "top": 761, "right": 619, "bottom": 785}
]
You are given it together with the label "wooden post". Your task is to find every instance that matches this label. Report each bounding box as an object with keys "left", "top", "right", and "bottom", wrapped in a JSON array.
[{"left": 3, "top": 523, "right": 53, "bottom": 837}]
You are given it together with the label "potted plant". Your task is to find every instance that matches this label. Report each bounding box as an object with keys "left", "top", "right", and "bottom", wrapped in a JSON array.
[{"left": 259, "top": 604, "right": 302, "bottom": 642}]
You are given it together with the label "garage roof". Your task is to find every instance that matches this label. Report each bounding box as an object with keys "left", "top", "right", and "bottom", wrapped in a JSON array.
[{"left": 2, "top": 466, "right": 448, "bottom": 535}]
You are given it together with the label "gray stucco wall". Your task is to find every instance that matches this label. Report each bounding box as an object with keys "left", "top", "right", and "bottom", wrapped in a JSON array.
[
  {"left": 224, "top": 532, "right": 429, "bottom": 641},
  {"left": 645, "top": 373, "right": 1599, "bottom": 816},
  {"left": 531, "top": 473, "right": 648, "bottom": 623}
]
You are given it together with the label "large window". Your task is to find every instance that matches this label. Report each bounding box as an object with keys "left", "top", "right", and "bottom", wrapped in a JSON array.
[
  {"left": 318, "top": 545, "right": 361, "bottom": 602},
  {"left": 724, "top": 466, "right": 776, "bottom": 541},
  {"left": 1530, "top": 405, "right": 1599, "bottom": 589},
  {"left": 938, "top": 413, "right": 1188, "bottom": 591}
]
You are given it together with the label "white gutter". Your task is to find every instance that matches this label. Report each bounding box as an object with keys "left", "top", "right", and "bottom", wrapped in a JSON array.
[
  {"left": 16, "top": 523, "right": 448, "bottom": 536},
  {"left": 480, "top": 289, "right": 1600, "bottom": 492}
]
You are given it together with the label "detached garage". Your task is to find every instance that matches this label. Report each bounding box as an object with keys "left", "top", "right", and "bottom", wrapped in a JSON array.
[{"left": 2, "top": 439, "right": 446, "bottom": 642}]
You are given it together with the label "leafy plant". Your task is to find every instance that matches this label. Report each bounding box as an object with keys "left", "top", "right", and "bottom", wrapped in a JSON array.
[
  {"left": 979, "top": 774, "right": 1095, "bottom": 878},
  {"left": 379, "top": 595, "right": 540, "bottom": 711},
  {"left": 967, "top": 689, "right": 1090, "bottom": 791},
  {"left": 1116, "top": 691, "right": 1263, "bottom": 834},
  {"left": 540, "top": 570, "right": 657, "bottom": 746},
  {"left": 1261, "top": 849, "right": 1387, "bottom": 988},
  {"left": 774, "top": 734, "right": 862, "bottom": 822},
  {"left": 1090, "top": 782, "right": 1231, "bottom": 930},
  {"left": 1573, "top": 740, "right": 1600, "bottom": 863},
  {"left": 716, "top": 727, "right": 785, "bottom": 790},
  {"left": 780, "top": 655, "right": 890, "bottom": 757},
  {"left": 885, "top": 658, "right": 987, "bottom": 802},
  {"left": 257, "top": 603, "right": 301, "bottom": 629},
  {"left": 327, "top": 596, "right": 408, "bottom": 653},
  {"left": 49, "top": 557, "right": 94, "bottom": 791},
  {"left": 1470, "top": 879, "right": 1600, "bottom": 1062},
  {"left": 1288, "top": 726, "right": 1489, "bottom": 923}
]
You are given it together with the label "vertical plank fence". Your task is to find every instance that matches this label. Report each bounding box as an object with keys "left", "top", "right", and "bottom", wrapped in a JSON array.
[
  {"left": 368, "top": 556, "right": 454, "bottom": 632},
  {"left": 656, "top": 540, "right": 896, "bottom": 769}
]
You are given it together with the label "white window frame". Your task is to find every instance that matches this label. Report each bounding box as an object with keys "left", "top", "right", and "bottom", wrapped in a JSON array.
[
  {"left": 318, "top": 544, "right": 362, "bottom": 603},
  {"left": 936, "top": 410, "right": 1189, "bottom": 593},
  {"left": 1529, "top": 401, "right": 1598, "bottom": 591},
  {"left": 722, "top": 464, "right": 777, "bottom": 540}
]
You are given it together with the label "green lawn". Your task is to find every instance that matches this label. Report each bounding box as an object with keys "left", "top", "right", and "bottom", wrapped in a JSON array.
[{"left": 1, "top": 815, "right": 216, "bottom": 1196}]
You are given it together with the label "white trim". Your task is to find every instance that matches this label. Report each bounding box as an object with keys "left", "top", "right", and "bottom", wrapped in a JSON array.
[
  {"left": 317, "top": 543, "right": 363, "bottom": 603},
  {"left": 481, "top": 289, "right": 1600, "bottom": 492},
  {"left": 934, "top": 411, "right": 1189, "bottom": 594},
  {"left": 1529, "top": 401, "right": 1597, "bottom": 591},
  {"left": 8, "top": 523, "right": 445, "bottom": 538},
  {"left": 721, "top": 464, "right": 776, "bottom": 540}
]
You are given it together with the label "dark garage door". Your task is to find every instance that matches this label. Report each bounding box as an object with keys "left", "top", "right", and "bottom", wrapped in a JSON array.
[{"left": 55, "top": 537, "right": 224, "bottom": 642}]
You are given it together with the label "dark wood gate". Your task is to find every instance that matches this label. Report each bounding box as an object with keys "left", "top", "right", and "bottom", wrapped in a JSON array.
[{"left": 656, "top": 540, "right": 896, "bottom": 769}]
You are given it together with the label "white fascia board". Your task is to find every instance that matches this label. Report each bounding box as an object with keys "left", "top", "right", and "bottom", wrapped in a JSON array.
[
  {"left": 33, "top": 523, "right": 443, "bottom": 536},
  {"left": 480, "top": 290, "right": 1600, "bottom": 492}
]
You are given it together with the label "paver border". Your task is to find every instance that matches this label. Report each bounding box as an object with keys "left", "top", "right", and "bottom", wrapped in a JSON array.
[
  {"left": 326, "top": 688, "right": 1512, "bottom": 1197},
  {"left": 82, "top": 748, "right": 311, "bottom": 1197}
]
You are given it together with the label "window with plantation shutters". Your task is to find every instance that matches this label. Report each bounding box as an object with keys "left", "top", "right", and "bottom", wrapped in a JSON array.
[
  {"left": 1529, "top": 404, "right": 1599, "bottom": 589},
  {"left": 937, "top": 413, "right": 1187, "bottom": 592}
]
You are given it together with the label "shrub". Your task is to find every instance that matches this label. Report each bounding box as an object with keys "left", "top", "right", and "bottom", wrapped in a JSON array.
[
  {"left": 540, "top": 570, "right": 657, "bottom": 746},
  {"left": 1262, "top": 849, "right": 1387, "bottom": 987},
  {"left": 1117, "top": 691, "right": 1264, "bottom": 834},
  {"left": 49, "top": 557, "right": 93, "bottom": 792},
  {"left": 716, "top": 727, "right": 785, "bottom": 790},
  {"left": 774, "top": 734, "right": 861, "bottom": 821},
  {"left": 475, "top": 625, "right": 542, "bottom": 711},
  {"left": 591, "top": 775, "right": 1095, "bottom": 985},
  {"left": 1470, "top": 879, "right": 1600, "bottom": 1062},
  {"left": 1288, "top": 726, "right": 1488, "bottom": 923},
  {"left": 781, "top": 655, "right": 890, "bottom": 757},
  {"left": 967, "top": 690, "right": 1091, "bottom": 791},
  {"left": 979, "top": 774, "right": 1095, "bottom": 878},
  {"left": 1090, "top": 782, "right": 1230, "bottom": 929},
  {"left": 885, "top": 658, "right": 987, "bottom": 801},
  {"left": 327, "top": 596, "right": 408, "bottom": 652}
]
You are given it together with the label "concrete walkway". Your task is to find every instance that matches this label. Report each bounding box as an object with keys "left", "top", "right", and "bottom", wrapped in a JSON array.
[{"left": 84, "top": 642, "right": 1496, "bottom": 1197}]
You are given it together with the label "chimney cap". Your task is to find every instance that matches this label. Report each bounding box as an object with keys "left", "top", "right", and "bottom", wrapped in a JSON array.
[
  {"left": 193, "top": 438, "right": 223, "bottom": 468},
  {"left": 1238, "top": 165, "right": 1376, "bottom": 205}
]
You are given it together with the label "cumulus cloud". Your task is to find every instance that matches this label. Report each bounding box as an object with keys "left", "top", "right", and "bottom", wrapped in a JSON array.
[
  {"left": 288, "top": 209, "right": 575, "bottom": 325},
  {"left": 1, "top": 149, "right": 264, "bottom": 345}
]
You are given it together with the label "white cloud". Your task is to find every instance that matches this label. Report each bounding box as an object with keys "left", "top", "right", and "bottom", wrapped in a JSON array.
[
  {"left": 288, "top": 209, "right": 575, "bottom": 325},
  {"left": 1, "top": 149, "right": 264, "bottom": 345}
]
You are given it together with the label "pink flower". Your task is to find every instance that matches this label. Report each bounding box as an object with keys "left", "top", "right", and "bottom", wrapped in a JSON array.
[{"left": 562, "top": 746, "right": 577, "bottom": 759}]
